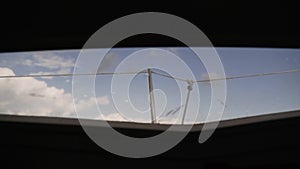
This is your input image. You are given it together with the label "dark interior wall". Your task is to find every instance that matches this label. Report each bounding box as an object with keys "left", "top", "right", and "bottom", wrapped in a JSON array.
[
  {"left": 1, "top": 1, "right": 300, "bottom": 52},
  {"left": 1, "top": 113, "right": 300, "bottom": 168}
]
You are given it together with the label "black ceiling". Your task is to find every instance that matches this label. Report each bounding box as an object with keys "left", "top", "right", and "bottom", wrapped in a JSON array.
[{"left": 1, "top": 1, "right": 299, "bottom": 52}]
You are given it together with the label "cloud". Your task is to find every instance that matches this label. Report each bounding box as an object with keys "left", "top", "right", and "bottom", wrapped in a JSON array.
[
  {"left": 24, "top": 52, "right": 75, "bottom": 78},
  {"left": 0, "top": 51, "right": 75, "bottom": 77},
  {"left": 76, "top": 96, "right": 110, "bottom": 111},
  {"left": 157, "top": 117, "right": 178, "bottom": 124},
  {"left": 28, "top": 68, "right": 72, "bottom": 79},
  {"left": 0, "top": 67, "right": 111, "bottom": 119},
  {"left": 96, "top": 113, "right": 127, "bottom": 121},
  {"left": 96, "top": 112, "right": 151, "bottom": 123},
  {"left": 32, "top": 52, "right": 74, "bottom": 70},
  {"left": 0, "top": 67, "right": 74, "bottom": 117},
  {"left": 97, "top": 96, "right": 110, "bottom": 105}
]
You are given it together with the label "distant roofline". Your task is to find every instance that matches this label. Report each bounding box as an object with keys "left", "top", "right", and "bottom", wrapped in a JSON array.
[{"left": 0, "top": 110, "right": 300, "bottom": 132}]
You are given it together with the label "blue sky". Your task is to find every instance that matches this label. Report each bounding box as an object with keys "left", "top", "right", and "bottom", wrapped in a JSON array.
[{"left": 0, "top": 47, "right": 299, "bottom": 124}]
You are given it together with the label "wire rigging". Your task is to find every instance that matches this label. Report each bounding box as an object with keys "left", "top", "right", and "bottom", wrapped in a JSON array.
[
  {"left": 0, "top": 71, "right": 147, "bottom": 78},
  {"left": 0, "top": 69, "right": 300, "bottom": 83},
  {"left": 152, "top": 69, "right": 300, "bottom": 83}
]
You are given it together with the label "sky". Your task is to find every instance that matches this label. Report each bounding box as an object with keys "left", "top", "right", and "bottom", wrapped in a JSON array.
[{"left": 0, "top": 47, "right": 299, "bottom": 124}]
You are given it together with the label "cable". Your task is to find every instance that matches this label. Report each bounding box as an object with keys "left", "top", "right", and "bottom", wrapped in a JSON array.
[
  {"left": 194, "top": 69, "right": 300, "bottom": 83},
  {"left": 151, "top": 69, "right": 300, "bottom": 83},
  {"left": 0, "top": 69, "right": 300, "bottom": 83},
  {"left": 151, "top": 71, "right": 188, "bottom": 82},
  {"left": 0, "top": 71, "right": 147, "bottom": 79}
]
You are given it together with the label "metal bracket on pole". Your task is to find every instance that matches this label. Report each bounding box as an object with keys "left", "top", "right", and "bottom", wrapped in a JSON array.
[
  {"left": 147, "top": 69, "right": 157, "bottom": 124},
  {"left": 181, "top": 80, "right": 194, "bottom": 125}
]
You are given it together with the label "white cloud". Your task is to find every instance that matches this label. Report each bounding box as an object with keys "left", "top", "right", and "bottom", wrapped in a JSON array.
[
  {"left": 0, "top": 51, "right": 75, "bottom": 77},
  {"left": 157, "top": 117, "right": 178, "bottom": 124},
  {"left": 96, "top": 113, "right": 127, "bottom": 121},
  {"left": 0, "top": 67, "right": 74, "bottom": 117},
  {"left": 0, "top": 67, "right": 111, "bottom": 119},
  {"left": 96, "top": 112, "right": 151, "bottom": 123},
  {"left": 76, "top": 96, "right": 110, "bottom": 111},
  {"left": 28, "top": 67, "right": 72, "bottom": 79},
  {"left": 25, "top": 52, "right": 75, "bottom": 77},
  {"left": 32, "top": 52, "right": 74, "bottom": 70}
]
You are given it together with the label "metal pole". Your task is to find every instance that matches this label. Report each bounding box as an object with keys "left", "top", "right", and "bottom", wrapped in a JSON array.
[
  {"left": 181, "top": 80, "right": 193, "bottom": 125},
  {"left": 147, "top": 69, "right": 157, "bottom": 124}
]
